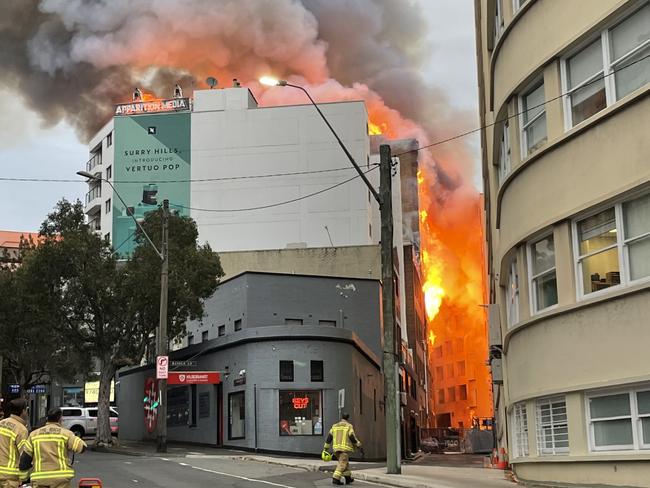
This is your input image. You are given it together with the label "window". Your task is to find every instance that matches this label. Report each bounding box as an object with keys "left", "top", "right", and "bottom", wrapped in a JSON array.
[
  {"left": 190, "top": 385, "right": 197, "bottom": 427},
  {"left": 106, "top": 165, "right": 112, "bottom": 180},
  {"left": 218, "top": 325, "right": 225, "bottom": 337},
  {"left": 201, "top": 331, "right": 208, "bottom": 342},
  {"left": 436, "top": 366, "right": 443, "bottom": 381},
  {"left": 563, "top": 5, "right": 650, "bottom": 128},
  {"left": 494, "top": 0, "right": 504, "bottom": 42},
  {"left": 513, "top": 0, "right": 527, "bottom": 12},
  {"left": 438, "top": 389, "right": 445, "bottom": 404},
  {"left": 187, "top": 334, "right": 194, "bottom": 345},
  {"left": 168, "top": 387, "right": 190, "bottom": 426},
  {"left": 575, "top": 192, "right": 650, "bottom": 297},
  {"left": 106, "top": 132, "right": 112, "bottom": 147},
  {"left": 447, "top": 387, "right": 456, "bottom": 402},
  {"left": 104, "top": 233, "right": 110, "bottom": 243},
  {"left": 311, "top": 360, "right": 324, "bottom": 382},
  {"left": 587, "top": 386, "right": 650, "bottom": 451},
  {"left": 520, "top": 82, "right": 547, "bottom": 157},
  {"left": 529, "top": 234, "right": 558, "bottom": 312},
  {"left": 506, "top": 258, "right": 519, "bottom": 328},
  {"left": 234, "top": 319, "right": 242, "bottom": 331},
  {"left": 457, "top": 361, "right": 466, "bottom": 376},
  {"left": 446, "top": 364, "right": 454, "bottom": 378},
  {"left": 512, "top": 402, "right": 529, "bottom": 458},
  {"left": 459, "top": 385, "right": 468, "bottom": 401},
  {"left": 228, "top": 391, "right": 245, "bottom": 439},
  {"left": 105, "top": 198, "right": 111, "bottom": 214},
  {"left": 279, "top": 390, "right": 322, "bottom": 436},
  {"left": 319, "top": 320, "right": 337, "bottom": 327},
  {"left": 285, "top": 318, "right": 303, "bottom": 325},
  {"left": 536, "top": 397, "right": 569, "bottom": 455},
  {"left": 61, "top": 409, "right": 83, "bottom": 418},
  {"left": 497, "top": 122, "right": 511, "bottom": 184},
  {"left": 280, "top": 360, "right": 294, "bottom": 382}
]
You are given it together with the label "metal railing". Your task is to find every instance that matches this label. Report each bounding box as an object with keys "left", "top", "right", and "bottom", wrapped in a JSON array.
[
  {"left": 86, "top": 152, "right": 102, "bottom": 172},
  {"left": 85, "top": 186, "right": 101, "bottom": 205}
]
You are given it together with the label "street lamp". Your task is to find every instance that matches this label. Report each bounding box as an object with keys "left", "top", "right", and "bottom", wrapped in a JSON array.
[
  {"left": 259, "top": 77, "right": 401, "bottom": 474},
  {"left": 76, "top": 170, "right": 170, "bottom": 453}
]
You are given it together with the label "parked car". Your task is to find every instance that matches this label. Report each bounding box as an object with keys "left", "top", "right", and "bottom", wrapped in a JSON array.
[
  {"left": 420, "top": 437, "right": 441, "bottom": 453},
  {"left": 61, "top": 407, "right": 119, "bottom": 437}
]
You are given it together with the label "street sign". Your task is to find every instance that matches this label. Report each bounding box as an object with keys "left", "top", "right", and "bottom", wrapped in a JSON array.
[
  {"left": 156, "top": 355, "right": 169, "bottom": 379},
  {"left": 170, "top": 360, "right": 198, "bottom": 367},
  {"left": 27, "top": 385, "right": 46, "bottom": 394},
  {"left": 8, "top": 384, "right": 20, "bottom": 394},
  {"left": 168, "top": 371, "right": 221, "bottom": 385}
]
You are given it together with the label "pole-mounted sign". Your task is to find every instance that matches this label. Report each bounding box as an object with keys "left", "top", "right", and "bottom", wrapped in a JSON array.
[{"left": 156, "top": 355, "right": 169, "bottom": 380}]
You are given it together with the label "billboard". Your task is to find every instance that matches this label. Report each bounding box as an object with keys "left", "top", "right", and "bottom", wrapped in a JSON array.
[{"left": 113, "top": 113, "right": 191, "bottom": 256}]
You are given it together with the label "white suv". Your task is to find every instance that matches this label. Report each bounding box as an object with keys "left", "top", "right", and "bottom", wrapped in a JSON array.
[{"left": 61, "top": 407, "right": 119, "bottom": 437}]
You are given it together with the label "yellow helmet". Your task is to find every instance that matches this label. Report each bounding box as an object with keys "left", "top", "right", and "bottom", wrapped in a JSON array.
[{"left": 321, "top": 450, "right": 332, "bottom": 462}]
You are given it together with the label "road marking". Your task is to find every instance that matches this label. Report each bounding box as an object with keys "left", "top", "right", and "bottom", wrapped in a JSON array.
[
  {"left": 124, "top": 461, "right": 132, "bottom": 465},
  {"left": 175, "top": 462, "right": 298, "bottom": 488}
]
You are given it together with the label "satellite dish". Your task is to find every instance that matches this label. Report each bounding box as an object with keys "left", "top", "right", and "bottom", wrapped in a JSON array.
[{"left": 206, "top": 77, "right": 218, "bottom": 89}]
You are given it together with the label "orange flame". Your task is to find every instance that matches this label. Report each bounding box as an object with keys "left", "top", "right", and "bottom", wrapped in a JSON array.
[{"left": 368, "top": 121, "right": 387, "bottom": 135}]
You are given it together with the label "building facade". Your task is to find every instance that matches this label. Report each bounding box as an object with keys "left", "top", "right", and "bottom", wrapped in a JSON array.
[
  {"left": 118, "top": 272, "right": 386, "bottom": 458},
  {"left": 476, "top": 0, "right": 650, "bottom": 485}
]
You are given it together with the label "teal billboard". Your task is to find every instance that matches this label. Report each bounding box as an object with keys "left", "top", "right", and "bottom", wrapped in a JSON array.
[{"left": 113, "top": 112, "right": 191, "bottom": 256}]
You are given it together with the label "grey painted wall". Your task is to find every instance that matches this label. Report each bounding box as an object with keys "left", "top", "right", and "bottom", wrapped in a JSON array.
[
  {"left": 187, "top": 273, "right": 382, "bottom": 359},
  {"left": 119, "top": 332, "right": 385, "bottom": 458}
]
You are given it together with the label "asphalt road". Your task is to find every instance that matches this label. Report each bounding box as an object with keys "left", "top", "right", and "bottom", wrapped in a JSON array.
[{"left": 72, "top": 452, "right": 387, "bottom": 488}]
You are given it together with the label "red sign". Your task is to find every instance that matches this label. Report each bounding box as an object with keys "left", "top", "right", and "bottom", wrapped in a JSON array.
[
  {"left": 168, "top": 371, "right": 221, "bottom": 385},
  {"left": 144, "top": 377, "right": 158, "bottom": 433},
  {"left": 292, "top": 397, "right": 310, "bottom": 409}
]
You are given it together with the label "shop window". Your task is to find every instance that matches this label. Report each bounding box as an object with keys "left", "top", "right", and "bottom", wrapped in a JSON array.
[
  {"left": 279, "top": 390, "right": 322, "bottom": 436},
  {"left": 280, "top": 360, "right": 294, "bottom": 382},
  {"left": 311, "top": 360, "right": 324, "bottom": 382},
  {"left": 167, "top": 387, "right": 190, "bottom": 426},
  {"left": 529, "top": 234, "right": 558, "bottom": 312},
  {"left": 228, "top": 391, "right": 245, "bottom": 440}
]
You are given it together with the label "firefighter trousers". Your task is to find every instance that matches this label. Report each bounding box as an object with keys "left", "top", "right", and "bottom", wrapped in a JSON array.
[
  {"left": 0, "top": 478, "right": 20, "bottom": 488},
  {"left": 33, "top": 481, "right": 72, "bottom": 488},
  {"left": 333, "top": 451, "right": 352, "bottom": 480}
]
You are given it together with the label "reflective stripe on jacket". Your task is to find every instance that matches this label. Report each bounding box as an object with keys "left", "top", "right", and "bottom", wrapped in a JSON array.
[
  {"left": 0, "top": 415, "right": 29, "bottom": 480},
  {"left": 24, "top": 423, "right": 86, "bottom": 482},
  {"left": 323, "top": 420, "right": 362, "bottom": 453}
]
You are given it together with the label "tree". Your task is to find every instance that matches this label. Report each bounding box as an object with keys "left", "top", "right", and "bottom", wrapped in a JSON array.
[{"left": 19, "top": 199, "right": 223, "bottom": 445}]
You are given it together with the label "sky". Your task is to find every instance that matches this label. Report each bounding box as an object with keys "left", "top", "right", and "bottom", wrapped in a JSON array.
[{"left": 0, "top": 0, "right": 479, "bottom": 232}]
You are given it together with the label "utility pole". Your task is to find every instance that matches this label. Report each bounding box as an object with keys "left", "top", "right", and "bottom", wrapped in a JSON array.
[
  {"left": 380, "top": 144, "right": 401, "bottom": 474},
  {"left": 156, "top": 199, "right": 169, "bottom": 453}
]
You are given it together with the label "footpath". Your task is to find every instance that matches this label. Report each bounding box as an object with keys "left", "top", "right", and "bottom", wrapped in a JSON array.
[{"left": 92, "top": 441, "right": 516, "bottom": 488}]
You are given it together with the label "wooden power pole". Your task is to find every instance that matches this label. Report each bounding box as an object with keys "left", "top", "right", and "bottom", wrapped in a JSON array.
[{"left": 156, "top": 199, "right": 169, "bottom": 453}]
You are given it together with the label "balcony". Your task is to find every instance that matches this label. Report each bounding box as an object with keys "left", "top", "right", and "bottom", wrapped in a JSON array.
[
  {"left": 88, "top": 219, "right": 101, "bottom": 233},
  {"left": 85, "top": 185, "right": 102, "bottom": 214},
  {"left": 86, "top": 152, "right": 102, "bottom": 173}
]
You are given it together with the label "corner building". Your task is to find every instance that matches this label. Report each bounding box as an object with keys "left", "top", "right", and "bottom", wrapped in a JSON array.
[{"left": 476, "top": 0, "right": 650, "bottom": 486}]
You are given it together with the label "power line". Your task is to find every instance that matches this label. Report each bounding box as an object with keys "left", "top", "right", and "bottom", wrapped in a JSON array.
[
  {"left": 0, "top": 165, "right": 377, "bottom": 185},
  {"left": 175, "top": 166, "right": 378, "bottom": 213},
  {"left": 393, "top": 52, "right": 650, "bottom": 157}
]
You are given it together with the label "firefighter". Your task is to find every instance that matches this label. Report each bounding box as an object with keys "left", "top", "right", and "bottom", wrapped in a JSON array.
[
  {"left": 323, "top": 413, "right": 364, "bottom": 485},
  {"left": 0, "top": 399, "right": 29, "bottom": 488},
  {"left": 19, "top": 407, "right": 86, "bottom": 488}
]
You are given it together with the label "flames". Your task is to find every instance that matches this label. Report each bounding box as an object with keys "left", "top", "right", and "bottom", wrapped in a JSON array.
[{"left": 368, "top": 121, "right": 388, "bottom": 135}]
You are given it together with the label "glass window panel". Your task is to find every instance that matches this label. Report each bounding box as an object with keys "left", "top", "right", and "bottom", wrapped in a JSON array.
[
  {"left": 570, "top": 78, "right": 606, "bottom": 125},
  {"left": 610, "top": 5, "right": 650, "bottom": 61},
  {"left": 623, "top": 193, "right": 650, "bottom": 240},
  {"left": 523, "top": 84, "right": 545, "bottom": 123},
  {"left": 581, "top": 248, "right": 620, "bottom": 294},
  {"left": 643, "top": 418, "right": 650, "bottom": 445},
  {"left": 229, "top": 391, "right": 245, "bottom": 439},
  {"left": 637, "top": 391, "right": 650, "bottom": 415},
  {"left": 535, "top": 271, "right": 558, "bottom": 310},
  {"left": 593, "top": 419, "right": 633, "bottom": 446},
  {"left": 578, "top": 208, "right": 617, "bottom": 255},
  {"left": 532, "top": 236, "right": 555, "bottom": 274},
  {"left": 614, "top": 45, "right": 650, "bottom": 99},
  {"left": 525, "top": 114, "right": 547, "bottom": 153},
  {"left": 568, "top": 38, "right": 604, "bottom": 88},
  {"left": 629, "top": 237, "right": 650, "bottom": 281},
  {"left": 279, "top": 390, "right": 322, "bottom": 436},
  {"left": 590, "top": 393, "right": 631, "bottom": 418}
]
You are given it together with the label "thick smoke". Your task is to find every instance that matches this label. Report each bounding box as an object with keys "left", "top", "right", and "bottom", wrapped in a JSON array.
[{"left": 0, "top": 0, "right": 474, "bottom": 186}]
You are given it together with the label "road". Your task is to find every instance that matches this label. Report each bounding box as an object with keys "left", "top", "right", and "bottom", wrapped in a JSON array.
[{"left": 73, "top": 452, "right": 386, "bottom": 488}]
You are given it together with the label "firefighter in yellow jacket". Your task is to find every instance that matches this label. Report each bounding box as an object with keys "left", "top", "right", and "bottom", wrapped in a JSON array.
[
  {"left": 323, "top": 413, "right": 364, "bottom": 485},
  {"left": 0, "top": 399, "right": 29, "bottom": 488},
  {"left": 20, "top": 407, "right": 86, "bottom": 488}
]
